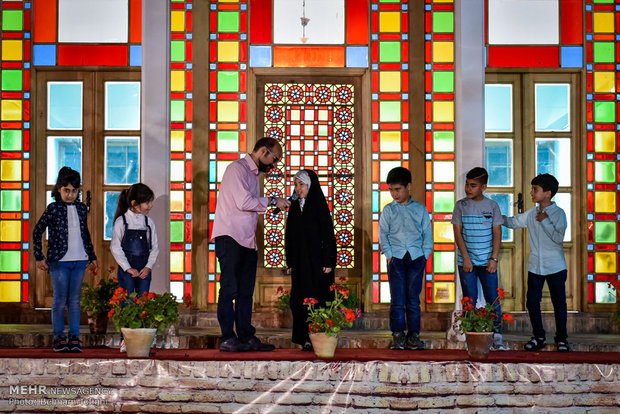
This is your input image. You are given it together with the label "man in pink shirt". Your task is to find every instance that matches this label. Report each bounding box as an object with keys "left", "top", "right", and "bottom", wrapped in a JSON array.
[{"left": 211, "top": 138, "right": 291, "bottom": 352}]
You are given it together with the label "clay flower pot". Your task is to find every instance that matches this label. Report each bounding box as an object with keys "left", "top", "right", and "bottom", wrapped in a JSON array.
[
  {"left": 465, "top": 331, "right": 494, "bottom": 360},
  {"left": 121, "top": 328, "right": 157, "bottom": 357},
  {"left": 309, "top": 332, "right": 338, "bottom": 358}
]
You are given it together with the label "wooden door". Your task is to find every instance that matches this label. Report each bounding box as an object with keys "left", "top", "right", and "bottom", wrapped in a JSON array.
[
  {"left": 33, "top": 71, "right": 141, "bottom": 308},
  {"left": 485, "top": 72, "right": 582, "bottom": 312}
]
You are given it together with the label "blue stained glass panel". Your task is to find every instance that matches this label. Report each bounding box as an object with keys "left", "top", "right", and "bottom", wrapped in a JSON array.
[
  {"left": 47, "top": 82, "right": 82, "bottom": 130},
  {"left": 535, "top": 138, "right": 571, "bottom": 186},
  {"left": 487, "top": 192, "right": 513, "bottom": 242},
  {"left": 104, "top": 137, "right": 139, "bottom": 184},
  {"left": 46, "top": 137, "right": 82, "bottom": 185},
  {"left": 485, "top": 84, "right": 512, "bottom": 132},
  {"left": 485, "top": 139, "right": 513, "bottom": 187},
  {"left": 535, "top": 84, "right": 570, "bottom": 131},
  {"left": 105, "top": 82, "right": 140, "bottom": 130},
  {"left": 103, "top": 191, "right": 121, "bottom": 241}
]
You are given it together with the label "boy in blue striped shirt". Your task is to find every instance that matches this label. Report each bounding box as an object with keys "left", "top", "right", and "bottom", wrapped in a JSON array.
[
  {"left": 379, "top": 167, "right": 433, "bottom": 350},
  {"left": 452, "top": 167, "right": 506, "bottom": 350}
]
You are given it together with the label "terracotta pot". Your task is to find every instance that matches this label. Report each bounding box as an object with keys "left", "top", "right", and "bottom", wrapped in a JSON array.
[
  {"left": 87, "top": 312, "right": 109, "bottom": 335},
  {"left": 465, "top": 331, "right": 494, "bottom": 360},
  {"left": 121, "top": 328, "right": 157, "bottom": 357},
  {"left": 309, "top": 332, "right": 338, "bottom": 358}
]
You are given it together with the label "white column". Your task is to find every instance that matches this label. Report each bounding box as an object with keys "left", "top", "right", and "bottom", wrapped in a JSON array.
[{"left": 141, "top": 0, "right": 170, "bottom": 293}]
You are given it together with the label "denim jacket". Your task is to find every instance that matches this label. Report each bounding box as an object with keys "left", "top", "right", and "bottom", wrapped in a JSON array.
[{"left": 32, "top": 201, "right": 97, "bottom": 263}]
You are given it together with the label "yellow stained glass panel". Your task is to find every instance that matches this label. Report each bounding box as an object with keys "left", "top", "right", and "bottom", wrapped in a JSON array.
[
  {"left": 318, "top": 109, "right": 328, "bottom": 121},
  {"left": 433, "top": 101, "right": 454, "bottom": 123},
  {"left": 379, "top": 12, "right": 400, "bottom": 33},
  {"left": 595, "top": 191, "right": 616, "bottom": 213},
  {"left": 0, "top": 160, "right": 21, "bottom": 181},
  {"left": 0, "top": 220, "right": 21, "bottom": 241},
  {"left": 170, "top": 251, "right": 184, "bottom": 273},
  {"left": 593, "top": 12, "right": 614, "bottom": 33},
  {"left": 218, "top": 41, "right": 239, "bottom": 62},
  {"left": 433, "top": 282, "right": 455, "bottom": 303},
  {"left": 380, "top": 160, "right": 401, "bottom": 182},
  {"left": 171, "top": 10, "right": 185, "bottom": 32},
  {"left": 594, "top": 72, "right": 615, "bottom": 93},
  {"left": 217, "top": 101, "right": 239, "bottom": 122},
  {"left": 434, "top": 221, "right": 454, "bottom": 243},
  {"left": 170, "top": 70, "right": 185, "bottom": 92},
  {"left": 433, "top": 41, "right": 453, "bottom": 63},
  {"left": 594, "top": 131, "right": 615, "bottom": 152},
  {"left": 170, "top": 190, "right": 184, "bottom": 212},
  {"left": 1, "top": 100, "right": 22, "bottom": 121},
  {"left": 304, "top": 124, "right": 314, "bottom": 136},
  {"left": 379, "top": 131, "right": 401, "bottom": 152},
  {"left": 595, "top": 252, "right": 616, "bottom": 273},
  {"left": 380, "top": 191, "right": 392, "bottom": 212},
  {"left": 433, "top": 161, "right": 455, "bottom": 182},
  {"left": 217, "top": 161, "right": 233, "bottom": 182},
  {"left": 0, "top": 281, "right": 20, "bottom": 302},
  {"left": 170, "top": 130, "right": 185, "bottom": 152},
  {"left": 1, "top": 40, "right": 22, "bottom": 61},
  {"left": 290, "top": 109, "right": 301, "bottom": 121},
  {"left": 379, "top": 71, "right": 401, "bottom": 92}
]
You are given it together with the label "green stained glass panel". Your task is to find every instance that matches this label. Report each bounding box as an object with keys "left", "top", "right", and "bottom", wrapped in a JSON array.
[
  {"left": 0, "top": 190, "right": 21, "bottom": 211},
  {"left": 594, "top": 221, "right": 616, "bottom": 243},
  {"left": 217, "top": 131, "right": 239, "bottom": 152},
  {"left": 217, "top": 71, "right": 239, "bottom": 92},
  {"left": 1, "top": 70, "right": 22, "bottom": 91},
  {"left": 1, "top": 130, "right": 21, "bottom": 151},
  {"left": 218, "top": 11, "right": 239, "bottom": 32},
  {"left": 2, "top": 10, "right": 23, "bottom": 31},
  {"left": 594, "top": 0, "right": 614, "bottom": 3},
  {"left": 318, "top": 125, "right": 328, "bottom": 136},
  {"left": 379, "top": 42, "right": 400, "bottom": 63},
  {"left": 594, "top": 161, "right": 616, "bottom": 182},
  {"left": 433, "top": 12, "right": 454, "bottom": 33},
  {"left": 433, "top": 191, "right": 454, "bottom": 213},
  {"left": 379, "top": 101, "right": 401, "bottom": 122},
  {"left": 170, "top": 221, "right": 184, "bottom": 243},
  {"left": 593, "top": 42, "right": 614, "bottom": 63},
  {"left": 433, "top": 71, "right": 453, "bottom": 93},
  {"left": 379, "top": 0, "right": 400, "bottom": 2},
  {"left": 0, "top": 250, "right": 20, "bottom": 272},
  {"left": 594, "top": 101, "right": 615, "bottom": 123},
  {"left": 170, "top": 41, "right": 185, "bottom": 62},
  {"left": 170, "top": 100, "right": 185, "bottom": 122},
  {"left": 433, "top": 131, "right": 454, "bottom": 152},
  {"left": 433, "top": 251, "right": 455, "bottom": 273}
]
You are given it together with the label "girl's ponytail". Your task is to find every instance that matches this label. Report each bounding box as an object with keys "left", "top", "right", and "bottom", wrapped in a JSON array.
[{"left": 113, "top": 189, "right": 130, "bottom": 222}]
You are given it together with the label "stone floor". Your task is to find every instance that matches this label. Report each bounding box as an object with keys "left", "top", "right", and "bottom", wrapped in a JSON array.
[{"left": 0, "top": 323, "right": 619, "bottom": 352}]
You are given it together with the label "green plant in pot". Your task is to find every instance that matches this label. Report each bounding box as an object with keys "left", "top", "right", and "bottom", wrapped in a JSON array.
[{"left": 80, "top": 266, "right": 119, "bottom": 334}]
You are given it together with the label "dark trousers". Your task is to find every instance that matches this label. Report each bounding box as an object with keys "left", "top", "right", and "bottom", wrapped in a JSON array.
[
  {"left": 215, "top": 236, "right": 257, "bottom": 341},
  {"left": 527, "top": 269, "right": 568, "bottom": 342},
  {"left": 387, "top": 253, "right": 426, "bottom": 334},
  {"left": 458, "top": 265, "right": 502, "bottom": 332}
]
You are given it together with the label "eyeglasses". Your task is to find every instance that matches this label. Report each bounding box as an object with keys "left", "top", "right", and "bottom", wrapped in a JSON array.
[{"left": 265, "top": 147, "right": 280, "bottom": 164}]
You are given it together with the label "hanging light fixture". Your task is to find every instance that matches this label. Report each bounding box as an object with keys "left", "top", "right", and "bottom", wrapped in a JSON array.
[{"left": 300, "top": 0, "right": 310, "bottom": 43}]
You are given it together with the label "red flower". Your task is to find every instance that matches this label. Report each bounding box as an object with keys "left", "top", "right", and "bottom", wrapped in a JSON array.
[
  {"left": 147, "top": 292, "right": 157, "bottom": 300},
  {"left": 502, "top": 313, "right": 514, "bottom": 323},
  {"left": 343, "top": 308, "right": 356, "bottom": 323},
  {"left": 140, "top": 311, "right": 148, "bottom": 319},
  {"left": 277, "top": 286, "right": 284, "bottom": 294},
  {"left": 464, "top": 303, "right": 474, "bottom": 311},
  {"left": 108, "top": 309, "right": 115, "bottom": 317},
  {"left": 326, "top": 319, "right": 334, "bottom": 327},
  {"left": 303, "top": 297, "right": 318, "bottom": 305},
  {"left": 183, "top": 293, "right": 192, "bottom": 307},
  {"left": 461, "top": 296, "right": 472, "bottom": 306},
  {"left": 497, "top": 287, "right": 506, "bottom": 300}
]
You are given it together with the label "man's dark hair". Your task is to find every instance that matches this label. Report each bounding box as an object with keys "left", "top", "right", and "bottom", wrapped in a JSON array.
[
  {"left": 531, "top": 173, "right": 559, "bottom": 197},
  {"left": 253, "top": 137, "right": 278, "bottom": 152},
  {"left": 466, "top": 167, "right": 489, "bottom": 185},
  {"left": 386, "top": 167, "right": 411, "bottom": 186}
]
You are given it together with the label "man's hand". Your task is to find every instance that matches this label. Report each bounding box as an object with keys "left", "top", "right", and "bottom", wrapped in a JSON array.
[
  {"left": 274, "top": 197, "right": 291, "bottom": 211},
  {"left": 536, "top": 211, "right": 548, "bottom": 222},
  {"left": 323, "top": 267, "right": 332, "bottom": 273},
  {"left": 462, "top": 257, "right": 473, "bottom": 272},
  {"left": 486, "top": 259, "right": 497, "bottom": 273}
]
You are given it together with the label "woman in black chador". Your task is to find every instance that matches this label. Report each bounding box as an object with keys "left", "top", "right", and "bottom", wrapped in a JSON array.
[{"left": 285, "top": 169, "right": 337, "bottom": 351}]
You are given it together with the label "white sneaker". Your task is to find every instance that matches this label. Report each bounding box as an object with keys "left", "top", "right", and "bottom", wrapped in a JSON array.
[
  {"left": 119, "top": 339, "right": 126, "bottom": 353},
  {"left": 491, "top": 333, "right": 508, "bottom": 351}
]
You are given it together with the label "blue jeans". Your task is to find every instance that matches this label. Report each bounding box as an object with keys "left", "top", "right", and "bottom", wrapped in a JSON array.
[
  {"left": 387, "top": 253, "right": 426, "bottom": 334},
  {"left": 458, "top": 265, "right": 502, "bottom": 332},
  {"left": 527, "top": 270, "right": 568, "bottom": 342},
  {"left": 215, "top": 236, "right": 258, "bottom": 341},
  {"left": 48, "top": 260, "right": 89, "bottom": 338},
  {"left": 117, "top": 267, "right": 151, "bottom": 299}
]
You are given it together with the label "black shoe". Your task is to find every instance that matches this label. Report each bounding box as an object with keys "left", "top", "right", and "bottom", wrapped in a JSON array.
[
  {"left": 243, "top": 336, "right": 275, "bottom": 351},
  {"left": 53, "top": 335, "right": 69, "bottom": 353},
  {"left": 219, "top": 337, "right": 251, "bottom": 352},
  {"left": 555, "top": 340, "right": 570, "bottom": 352},
  {"left": 524, "top": 337, "right": 546, "bottom": 351},
  {"left": 301, "top": 342, "right": 313, "bottom": 351},
  {"left": 405, "top": 332, "right": 426, "bottom": 350},
  {"left": 67, "top": 335, "right": 82, "bottom": 353},
  {"left": 390, "top": 331, "right": 406, "bottom": 350}
]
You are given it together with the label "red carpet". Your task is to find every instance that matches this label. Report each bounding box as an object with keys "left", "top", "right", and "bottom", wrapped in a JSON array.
[{"left": 1, "top": 347, "right": 619, "bottom": 364}]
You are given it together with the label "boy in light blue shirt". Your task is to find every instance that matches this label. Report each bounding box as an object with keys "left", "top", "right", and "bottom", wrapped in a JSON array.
[
  {"left": 503, "top": 173, "right": 569, "bottom": 352},
  {"left": 379, "top": 167, "right": 433, "bottom": 350}
]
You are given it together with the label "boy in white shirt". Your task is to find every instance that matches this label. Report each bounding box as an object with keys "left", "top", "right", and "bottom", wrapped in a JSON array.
[{"left": 503, "top": 174, "right": 569, "bottom": 352}]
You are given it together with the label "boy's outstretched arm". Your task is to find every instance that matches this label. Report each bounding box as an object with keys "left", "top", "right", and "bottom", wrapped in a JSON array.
[
  {"left": 453, "top": 224, "right": 472, "bottom": 272},
  {"left": 487, "top": 225, "right": 501, "bottom": 273},
  {"left": 502, "top": 211, "right": 528, "bottom": 229}
]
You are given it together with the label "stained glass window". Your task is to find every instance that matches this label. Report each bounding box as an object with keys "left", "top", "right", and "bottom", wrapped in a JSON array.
[{"left": 262, "top": 83, "right": 355, "bottom": 269}]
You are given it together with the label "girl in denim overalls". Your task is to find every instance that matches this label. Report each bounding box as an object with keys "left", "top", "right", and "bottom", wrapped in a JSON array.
[{"left": 111, "top": 183, "right": 159, "bottom": 298}]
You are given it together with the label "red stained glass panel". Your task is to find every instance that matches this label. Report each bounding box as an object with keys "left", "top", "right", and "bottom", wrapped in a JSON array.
[
  {"left": 33, "top": 0, "right": 56, "bottom": 42},
  {"left": 346, "top": 0, "right": 369, "bottom": 44},
  {"left": 250, "top": 0, "right": 272, "bottom": 43},
  {"left": 57, "top": 45, "right": 128, "bottom": 66},
  {"left": 488, "top": 46, "right": 559, "bottom": 68},
  {"left": 273, "top": 46, "right": 345, "bottom": 67}
]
